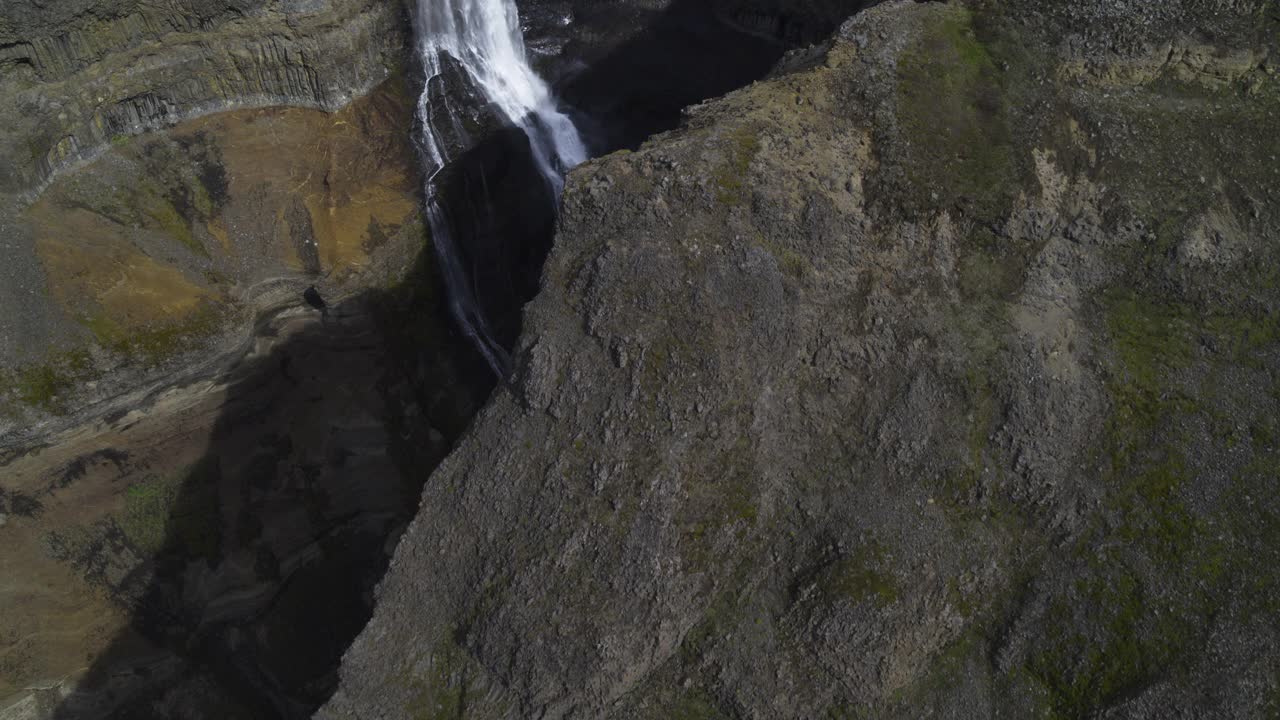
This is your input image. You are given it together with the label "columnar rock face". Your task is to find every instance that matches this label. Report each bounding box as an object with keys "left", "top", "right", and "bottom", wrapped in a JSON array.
[
  {"left": 0, "top": 80, "right": 428, "bottom": 438},
  {"left": 322, "top": 1, "right": 1280, "bottom": 718},
  {"left": 0, "top": 0, "right": 409, "bottom": 196}
]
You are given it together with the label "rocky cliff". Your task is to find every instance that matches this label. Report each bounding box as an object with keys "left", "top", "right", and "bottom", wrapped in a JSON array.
[
  {"left": 322, "top": 1, "right": 1280, "bottom": 718},
  {"left": 0, "top": 0, "right": 845, "bottom": 716},
  {"left": 2, "top": 0, "right": 1278, "bottom": 717},
  {"left": 0, "top": 56, "right": 487, "bottom": 720}
]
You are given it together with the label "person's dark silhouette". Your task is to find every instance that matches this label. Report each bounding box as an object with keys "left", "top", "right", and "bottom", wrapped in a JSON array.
[{"left": 303, "top": 286, "right": 328, "bottom": 320}]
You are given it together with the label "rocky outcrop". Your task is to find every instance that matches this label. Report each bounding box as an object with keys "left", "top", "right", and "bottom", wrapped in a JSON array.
[
  {"left": 322, "top": 1, "right": 1280, "bottom": 718},
  {"left": 0, "top": 0, "right": 409, "bottom": 197}
]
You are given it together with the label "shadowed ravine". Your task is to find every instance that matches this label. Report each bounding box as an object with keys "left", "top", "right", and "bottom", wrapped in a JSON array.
[
  {"left": 41, "top": 240, "right": 493, "bottom": 719},
  {"left": 19, "top": 2, "right": 797, "bottom": 717}
]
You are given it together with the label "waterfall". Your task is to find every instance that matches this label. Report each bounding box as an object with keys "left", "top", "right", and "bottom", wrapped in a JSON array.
[{"left": 413, "top": 0, "right": 587, "bottom": 377}]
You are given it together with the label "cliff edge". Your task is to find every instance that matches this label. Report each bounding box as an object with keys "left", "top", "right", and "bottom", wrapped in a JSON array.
[{"left": 323, "top": 1, "right": 1280, "bottom": 718}]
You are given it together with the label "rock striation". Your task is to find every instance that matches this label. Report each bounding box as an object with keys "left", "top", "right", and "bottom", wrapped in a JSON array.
[{"left": 0, "top": 0, "right": 409, "bottom": 197}]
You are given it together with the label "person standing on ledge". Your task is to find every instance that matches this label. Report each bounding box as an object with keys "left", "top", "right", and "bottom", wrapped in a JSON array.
[{"left": 303, "top": 285, "right": 329, "bottom": 322}]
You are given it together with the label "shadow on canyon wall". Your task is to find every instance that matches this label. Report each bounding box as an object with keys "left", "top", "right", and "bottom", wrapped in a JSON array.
[
  {"left": 49, "top": 229, "right": 495, "bottom": 719},
  {"left": 53, "top": 2, "right": 802, "bottom": 717},
  {"left": 558, "top": 0, "right": 790, "bottom": 154},
  {"left": 440, "top": 0, "right": 798, "bottom": 345}
]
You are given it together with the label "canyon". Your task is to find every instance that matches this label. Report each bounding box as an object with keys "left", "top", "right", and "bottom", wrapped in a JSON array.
[{"left": 2, "top": 0, "right": 1279, "bottom": 718}]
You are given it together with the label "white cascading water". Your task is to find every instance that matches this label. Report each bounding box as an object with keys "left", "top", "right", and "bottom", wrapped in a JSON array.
[{"left": 413, "top": 0, "right": 587, "bottom": 376}]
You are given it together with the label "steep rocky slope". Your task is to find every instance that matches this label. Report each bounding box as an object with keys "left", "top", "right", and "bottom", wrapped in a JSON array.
[
  {"left": 3, "top": 0, "right": 1278, "bottom": 717},
  {"left": 323, "top": 1, "right": 1280, "bottom": 718}
]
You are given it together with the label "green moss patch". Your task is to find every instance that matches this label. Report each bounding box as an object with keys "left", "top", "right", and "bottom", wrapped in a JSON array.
[
  {"left": 0, "top": 349, "right": 96, "bottom": 415},
  {"left": 818, "top": 541, "right": 899, "bottom": 607},
  {"left": 1103, "top": 288, "right": 1280, "bottom": 465},
  {"left": 14, "top": 365, "right": 74, "bottom": 412},
  {"left": 662, "top": 689, "right": 729, "bottom": 720},
  {"left": 1021, "top": 278, "right": 1278, "bottom": 717},
  {"left": 676, "top": 434, "right": 762, "bottom": 572},
  {"left": 82, "top": 302, "right": 225, "bottom": 367},
  {"left": 1025, "top": 458, "right": 1229, "bottom": 717},
  {"left": 1102, "top": 292, "right": 1199, "bottom": 466},
  {"left": 937, "top": 362, "right": 1000, "bottom": 511},
  {"left": 1, "top": 298, "right": 225, "bottom": 409},
  {"left": 754, "top": 233, "right": 812, "bottom": 279},
  {"left": 406, "top": 637, "right": 471, "bottom": 720},
  {"left": 893, "top": 7, "right": 1020, "bottom": 222},
  {"left": 120, "top": 458, "right": 222, "bottom": 564},
  {"left": 714, "top": 125, "right": 761, "bottom": 206}
]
